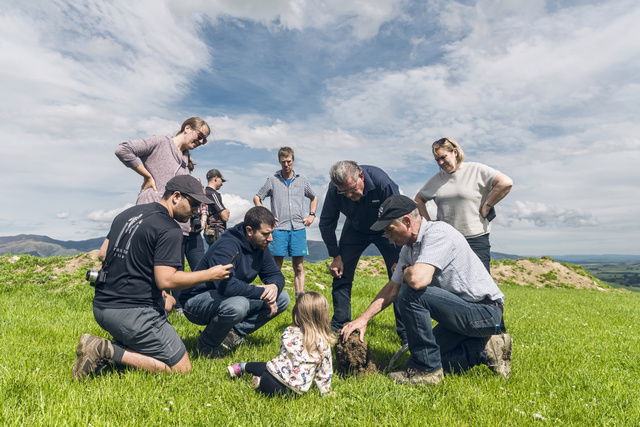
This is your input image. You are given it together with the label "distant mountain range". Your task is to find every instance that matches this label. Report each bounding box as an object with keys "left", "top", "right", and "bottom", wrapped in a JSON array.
[{"left": 1, "top": 234, "right": 639, "bottom": 264}]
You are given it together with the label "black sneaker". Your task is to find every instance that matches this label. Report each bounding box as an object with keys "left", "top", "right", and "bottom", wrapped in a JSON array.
[
  {"left": 221, "top": 330, "right": 245, "bottom": 351},
  {"left": 72, "top": 333, "right": 115, "bottom": 381},
  {"left": 197, "top": 341, "right": 226, "bottom": 359}
]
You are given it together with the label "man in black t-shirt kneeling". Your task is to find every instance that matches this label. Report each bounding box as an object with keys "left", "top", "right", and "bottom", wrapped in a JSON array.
[{"left": 72, "top": 175, "right": 233, "bottom": 380}]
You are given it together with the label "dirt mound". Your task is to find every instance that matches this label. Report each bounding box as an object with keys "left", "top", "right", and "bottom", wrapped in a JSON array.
[
  {"left": 492, "top": 257, "right": 608, "bottom": 290},
  {"left": 334, "top": 332, "right": 378, "bottom": 375}
]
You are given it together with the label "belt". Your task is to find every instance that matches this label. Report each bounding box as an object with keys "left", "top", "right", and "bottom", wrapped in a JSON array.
[{"left": 480, "top": 297, "right": 504, "bottom": 313}]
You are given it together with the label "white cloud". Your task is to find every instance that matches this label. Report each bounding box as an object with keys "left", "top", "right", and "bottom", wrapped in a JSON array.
[
  {"left": 220, "top": 194, "right": 255, "bottom": 226},
  {"left": 501, "top": 201, "right": 599, "bottom": 228},
  {"left": 56, "top": 212, "right": 70, "bottom": 220},
  {"left": 87, "top": 204, "right": 134, "bottom": 223}
]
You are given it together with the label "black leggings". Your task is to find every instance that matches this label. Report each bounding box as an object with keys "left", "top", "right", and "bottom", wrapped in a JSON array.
[{"left": 244, "top": 362, "right": 294, "bottom": 397}]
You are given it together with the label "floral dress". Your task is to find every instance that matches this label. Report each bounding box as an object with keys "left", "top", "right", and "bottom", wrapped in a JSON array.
[{"left": 266, "top": 326, "right": 333, "bottom": 395}]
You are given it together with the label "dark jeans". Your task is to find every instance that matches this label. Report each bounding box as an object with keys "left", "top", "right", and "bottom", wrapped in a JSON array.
[
  {"left": 466, "top": 233, "right": 491, "bottom": 273},
  {"left": 244, "top": 362, "right": 294, "bottom": 397},
  {"left": 398, "top": 284, "right": 504, "bottom": 373},
  {"left": 183, "top": 289, "right": 290, "bottom": 349},
  {"left": 331, "top": 225, "right": 405, "bottom": 342}
]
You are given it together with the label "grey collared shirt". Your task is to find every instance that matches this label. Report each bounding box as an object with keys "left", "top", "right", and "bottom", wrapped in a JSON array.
[
  {"left": 391, "top": 219, "right": 504, "bottom": 304},
  {"left": 256, "top": 170, "right": 316, "bottom": 231}
]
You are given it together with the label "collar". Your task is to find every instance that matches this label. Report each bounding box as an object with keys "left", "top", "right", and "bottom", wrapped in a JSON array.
[
  {"left": 411, "top": 218, "right": 429, "bottom": 248},
  {"left": 361, "top": 168, "right": 375, "bottom": 197},
  {"left": 276, "top": 169, "right": 297, "bottom": 180}
]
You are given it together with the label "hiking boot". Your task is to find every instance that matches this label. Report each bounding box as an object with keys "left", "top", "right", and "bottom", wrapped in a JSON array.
[
  {"left": 388, "top": 367, "right": 444, "bottom": 385},
  {"left": 72, "top": 333, "right": 115, "bottom": 381},
  {"left": 221, "top": 330, "right": 245, "bottom": 351},
  {"left": 196, "top": 341, "right": 226, "bottom": 359},
  {"left": 484, "top": 333, "right": 512, "bottom": 379},
  {"left": 227, "top": 363, "right": 245, "bottom": 378}
]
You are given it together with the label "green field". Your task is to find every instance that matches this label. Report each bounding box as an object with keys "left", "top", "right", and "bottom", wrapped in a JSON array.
[
  {"left": 1, "top": 254, "right": 640, "bottom": 426},
  {"left": 579, "top": 262, "right": 640, "bottom": 289}
]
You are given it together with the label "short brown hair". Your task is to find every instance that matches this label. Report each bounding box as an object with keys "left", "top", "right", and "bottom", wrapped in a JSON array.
[{"left": 278, "top": 146, "right": 294, "bottom": 161}]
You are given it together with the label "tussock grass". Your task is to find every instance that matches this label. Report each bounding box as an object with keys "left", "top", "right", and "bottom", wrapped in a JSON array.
[{"left": 1, "top": 255, "right": 639, "bottom": 425}]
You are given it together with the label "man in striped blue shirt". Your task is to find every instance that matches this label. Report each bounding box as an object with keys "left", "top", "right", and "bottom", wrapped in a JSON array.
[{"left": 254, "top": 147, "right": 318, "bottom": 297}]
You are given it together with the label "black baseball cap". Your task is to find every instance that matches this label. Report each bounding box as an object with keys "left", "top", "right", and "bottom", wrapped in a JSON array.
[
  {"left": 206, "top": 168, "right": 227, "bottom": 182},
  {"left": 370, "top": 195, "right": 417, "bottom": 231},
  {"left": 165, "top": 175, "right": 211, "bottom": 204}
]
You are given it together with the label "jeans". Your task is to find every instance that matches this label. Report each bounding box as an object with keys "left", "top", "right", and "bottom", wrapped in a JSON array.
[
  {"left": 183, "top": 288, "right": 290, "bottom": 349},
  {"left": 331, "top": 225, "right": 405, "bottom": 342},
  {"left": 398, "top": 284, "right": 503, "bottom": 373},
  {"left": 466, "top": 233, "right": 491, "bottom": 273},
  {"left": 185, "top": 231, "right": 205, "bottom": 271}
]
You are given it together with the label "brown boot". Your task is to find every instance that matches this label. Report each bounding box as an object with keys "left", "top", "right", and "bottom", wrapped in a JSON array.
[
  {"left": 388, "top": 367, "right": 444, "bottom": 385},
  {"left": 484, "top": 333, "right": 512, "bottom": 379},
  {"left": 72, "top": 333, "right": 115, "bottom": 381}
]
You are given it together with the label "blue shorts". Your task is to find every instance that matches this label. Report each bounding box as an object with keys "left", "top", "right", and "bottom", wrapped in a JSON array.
[{"left": 270, "top": 228, "right": 308, "bottom": 257}]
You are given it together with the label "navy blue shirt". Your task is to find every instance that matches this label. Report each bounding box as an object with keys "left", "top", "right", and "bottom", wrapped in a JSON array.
[
  {"left": 319, "top": 165, "right": 400, "bottom": 258},
  {"left": 179, "top": 222, "right": 285, "bottom": 306}
]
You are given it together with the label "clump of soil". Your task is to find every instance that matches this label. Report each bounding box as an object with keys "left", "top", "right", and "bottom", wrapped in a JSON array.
[{"left": 334, "top": 332, "right": 378, "bottom": 375}]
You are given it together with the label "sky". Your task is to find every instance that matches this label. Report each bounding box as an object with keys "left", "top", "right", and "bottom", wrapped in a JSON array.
[{"left": 1, "top": 0, "right": 639, "bottom": 256}]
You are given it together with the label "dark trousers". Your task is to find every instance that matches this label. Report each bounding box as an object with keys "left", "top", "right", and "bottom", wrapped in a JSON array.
[
  {"left": 466, "top": 233, "right": 491, "bottom": 273},
  {"left": 174, "top": 233, "right": 205, "bottom": 310},
  {"left": 399, "top": 284, "right": 504, "bottom": 373},
  {"left": 245, "top": 362, "right": 294, "bottom": 397},
  {"left": 331, "top": 225, "right": 405, "bottom": 342}
]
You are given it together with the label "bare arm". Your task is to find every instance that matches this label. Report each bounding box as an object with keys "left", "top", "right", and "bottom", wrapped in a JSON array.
[
  {"left": 414, "top": 193, "right": 432, "bottom": 220},
  {"left": 480, "top": 172, "right": 513, "bottom": 218},
  {"left": 341, "top": 279, "right": 402, "bottom": 342},
  {"left": 303, "top": 196, "right": 318, "bottom": 226},
  {"left": 98, "top": 239, "right": 109, "bottom": 262},
  {"left": 219, "top": 208, "right": 230, "bottom": 222},
  {"left": 253, "top": 195, "right": 263, "bottom": 207},
  {"left": 154, "top": 264, "right": 232, "bottom": 291},
  {"left": 402, "top": 263, "right": 435, "bottom": 290},
  {"left": 131, "top": 164, "right": 157, "bottom": 192}
]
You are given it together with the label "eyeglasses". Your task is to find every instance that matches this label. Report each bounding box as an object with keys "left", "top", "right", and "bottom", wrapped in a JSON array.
[
  {"left": 196, "top": 131, "right": 207, "bottom": 145},
  {"left": 337, "top": 179, "right": 359, "bottom": 195},
  {"left": 182, "top": 194, "right": 201, "bottom": 209}
]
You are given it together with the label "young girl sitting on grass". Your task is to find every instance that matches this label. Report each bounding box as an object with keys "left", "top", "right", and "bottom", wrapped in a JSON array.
[{"left": 227, "top": 292, "right": 334, "bottom": 396}]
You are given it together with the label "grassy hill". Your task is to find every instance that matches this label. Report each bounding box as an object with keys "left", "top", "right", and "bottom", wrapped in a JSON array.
[{"left": 1, "top": 253, "right": 639, "bottom": 425}]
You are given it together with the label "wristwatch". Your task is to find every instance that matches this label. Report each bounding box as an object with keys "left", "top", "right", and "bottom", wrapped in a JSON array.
[{"left": 309, "top": 212, "right": 316, "bottom": 216}]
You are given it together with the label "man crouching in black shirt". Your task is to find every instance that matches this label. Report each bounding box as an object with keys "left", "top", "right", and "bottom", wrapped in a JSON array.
[{"left": 72, "top": 175, "right": 232, "bottom": 380}]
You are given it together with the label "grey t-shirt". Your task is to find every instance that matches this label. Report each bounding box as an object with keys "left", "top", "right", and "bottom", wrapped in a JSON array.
[{"left": 419, "top": 162, "right": 499, "bottom": 238}]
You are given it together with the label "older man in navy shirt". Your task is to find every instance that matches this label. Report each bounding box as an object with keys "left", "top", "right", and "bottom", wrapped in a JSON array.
[{"left": 319, "top": 160, "right": 405, "bottom": 343}]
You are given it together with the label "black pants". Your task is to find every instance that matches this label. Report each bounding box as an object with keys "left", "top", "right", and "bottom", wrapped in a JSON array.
[
  {"left": 245, "top": 362, "right": 294, "bottom": 397},
  {"left": 331, "top": 225, "right": 405, "bottom": 342},
  {"left": 466, "top": 233, "right": 491, "bottom": 273}
]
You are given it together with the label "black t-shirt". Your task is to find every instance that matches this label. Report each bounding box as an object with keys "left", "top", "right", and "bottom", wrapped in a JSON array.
[{"left": 93, "top": 203, "right": 183, "bottom": 311}]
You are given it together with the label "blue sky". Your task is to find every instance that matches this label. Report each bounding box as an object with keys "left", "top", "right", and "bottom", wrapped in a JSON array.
[{"left": 1, "top": 0, "right": 639, "bottom": 256}]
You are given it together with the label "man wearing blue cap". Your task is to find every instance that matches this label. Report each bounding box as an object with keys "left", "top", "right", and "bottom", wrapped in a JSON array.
[{"left": 341, "top": 195, "right": 511, "bottom": 385}]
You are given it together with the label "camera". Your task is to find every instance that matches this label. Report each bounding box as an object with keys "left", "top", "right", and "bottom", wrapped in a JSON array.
[
  {"left": 86, "top": 269, "right": 107, "bottom": 286},
  {"left": 192, "top": 215, "right": 202, "bottom": 230}
]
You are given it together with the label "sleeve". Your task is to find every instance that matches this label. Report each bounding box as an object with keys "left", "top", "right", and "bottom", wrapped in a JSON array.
[
  {"left": 380, "top": 174, "right": 400, "bottom": 201},
  {"left": 476, "top": 163, "right": 500, "bottom": 188},
  {"left": 198, "top": 240, "right": 264, "bottom": 299},
  {"left": 415, "top": 227, "right": 453, "bottom": 271},
  {"left": 258, "top": 248, "right": 286, "bottom": 293},
  {"left": 206, "top": 189, "right": 225, "bottom": 214},
  {"left": 303, "top": 177, "right": 316, "bottom": 199},
  {"left": 419, "top": 178, "right": 434, "bottom": 201},
  {"left": 114, "top": 137, "right": 157, "bottom": 169},
  {"left": 314, "top": 345, "right": 333, "bottom": 396},
  {"left": 319, "top": 187, "right": 341, "bottom": 258},
  {"left": 255, "top": 177, "right": 273, "bottom": 202},
  {"left": 390, "top": 246, "right": 411, "bottom": 285},
  {"left": 153, "top": 227, "right": 184, "bottom": 268}
]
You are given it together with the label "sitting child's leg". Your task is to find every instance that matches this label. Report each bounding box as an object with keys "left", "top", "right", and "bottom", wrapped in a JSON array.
[
  {"left": 258, "top": 371, "right": 294, "bottom": 397},
  {"left": 243, "top": 362, "right": 267, "bottom": 376}
]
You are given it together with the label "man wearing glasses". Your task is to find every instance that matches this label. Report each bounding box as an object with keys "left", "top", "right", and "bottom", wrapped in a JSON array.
[
  {"left": 72, "top": 175, "right": 232, "bottom": 380},
  {"left": 319, "top": 160, "right": 405, "bottom": 346}
]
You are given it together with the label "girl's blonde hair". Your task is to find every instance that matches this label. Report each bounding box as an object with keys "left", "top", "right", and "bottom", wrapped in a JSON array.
[{"left": 292, "top": 292, "right": 335, "bottom": 356}]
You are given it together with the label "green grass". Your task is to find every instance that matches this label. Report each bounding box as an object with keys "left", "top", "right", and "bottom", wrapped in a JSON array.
[{"left": 2, "top": 254, "right": 640, "bottom": 425}]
